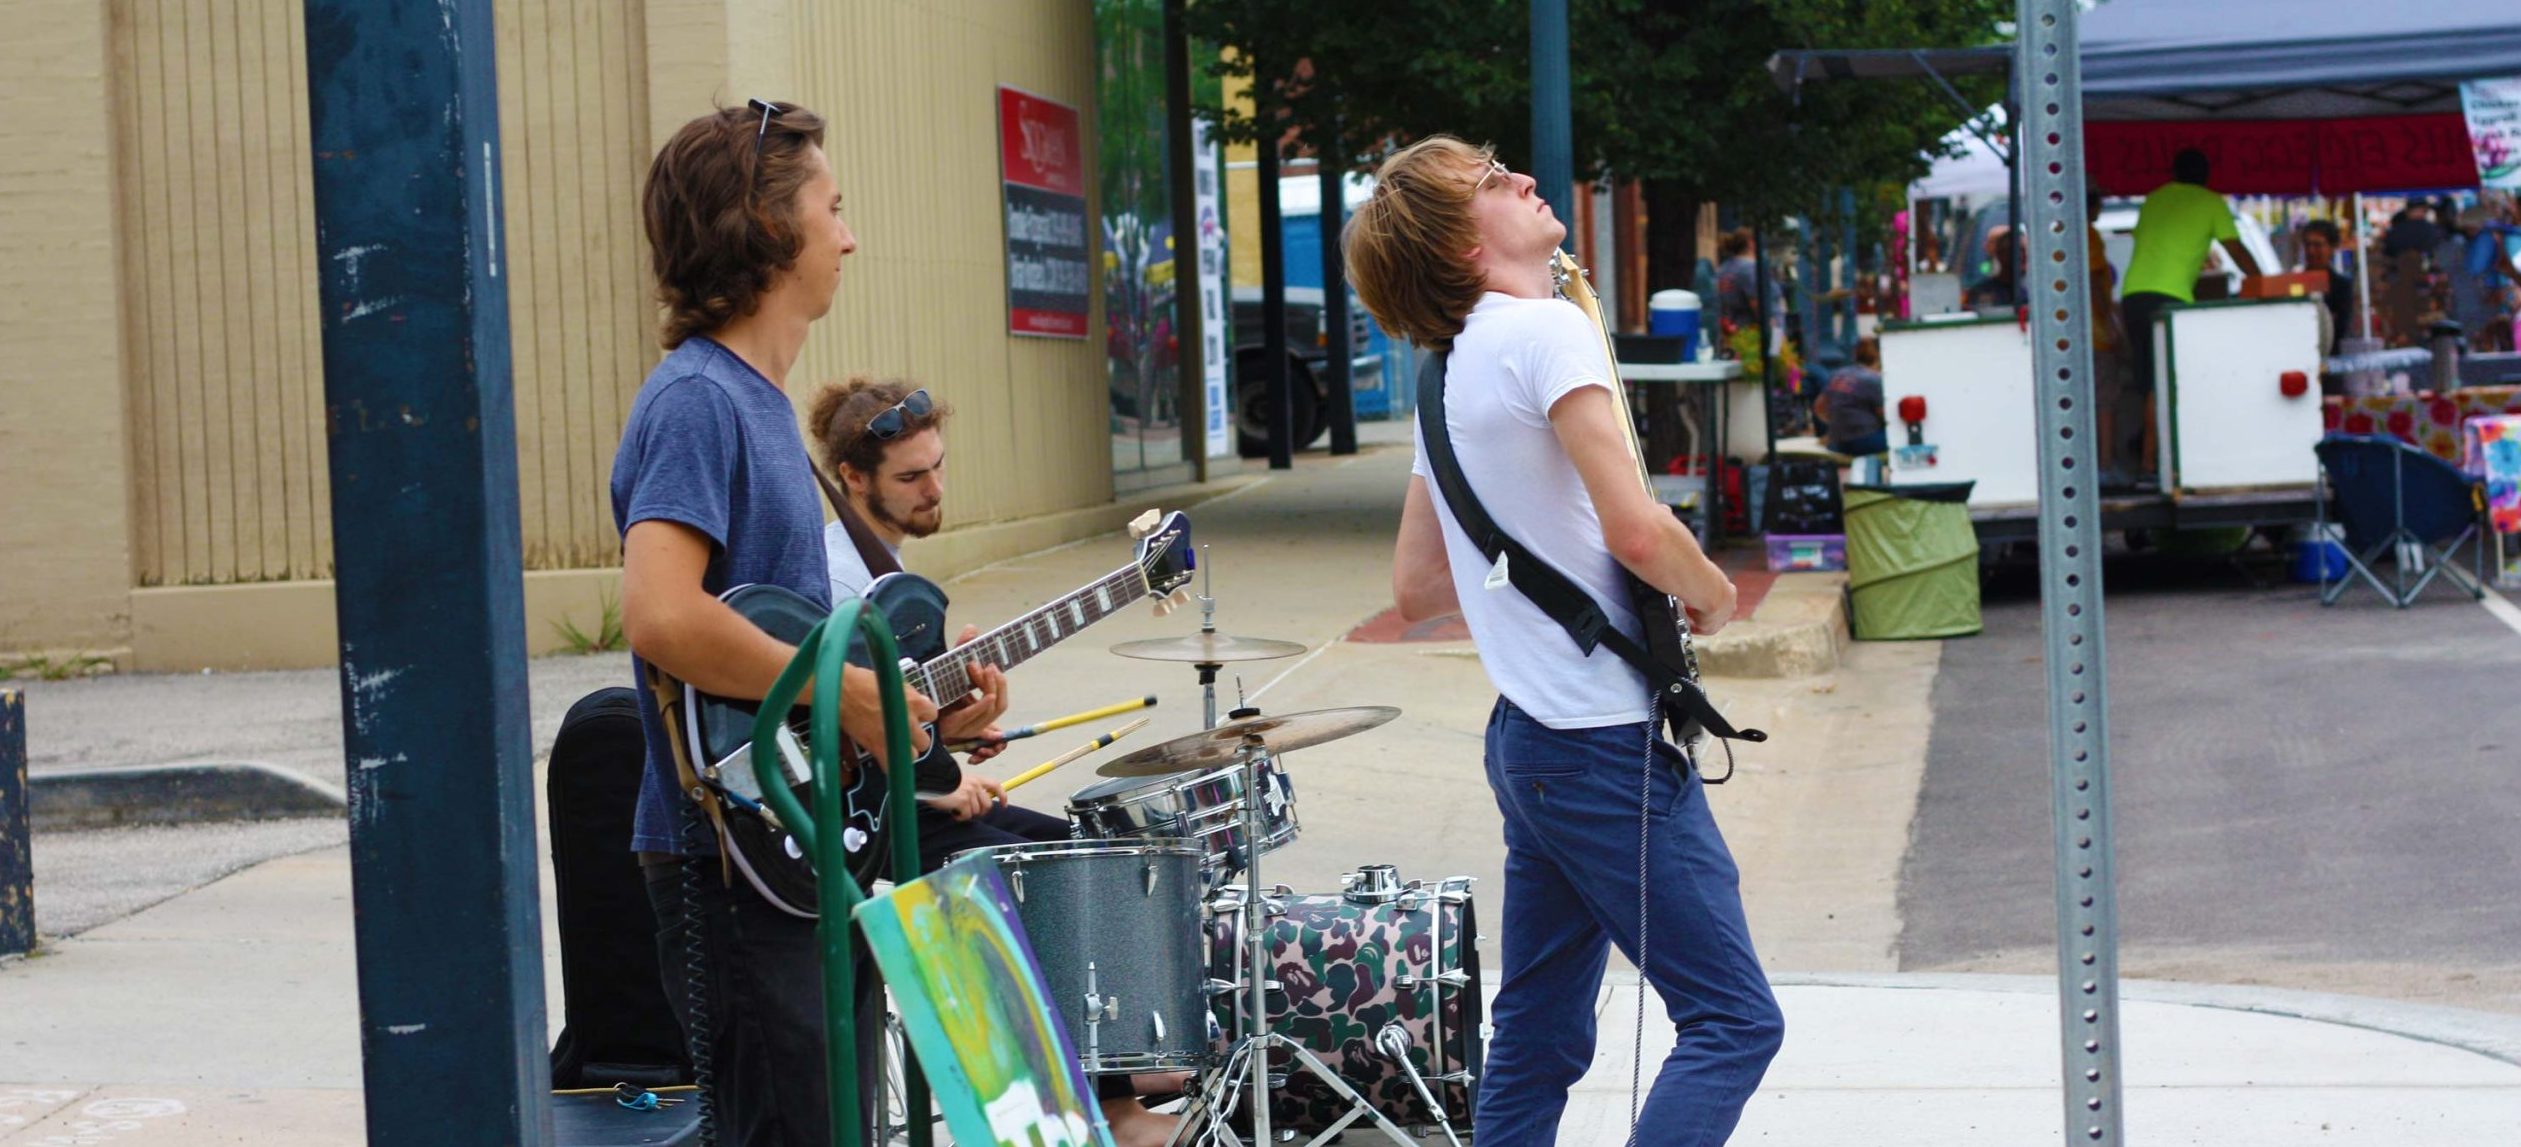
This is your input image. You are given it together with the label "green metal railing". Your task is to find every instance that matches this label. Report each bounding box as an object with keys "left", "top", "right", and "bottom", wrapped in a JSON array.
[{"left": 749, "top": 599, "right": 932, "bottom": 1147}]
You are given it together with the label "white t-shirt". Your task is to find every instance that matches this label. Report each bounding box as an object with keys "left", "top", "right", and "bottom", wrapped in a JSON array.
[
  {"left": 1411, "top": 293, "right": 1651, "bottom": 729},
  {"left": 823, "top": 520, "right": 900, "bottom": 603}
]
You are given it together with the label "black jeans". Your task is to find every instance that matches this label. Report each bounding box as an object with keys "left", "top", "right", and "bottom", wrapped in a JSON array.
[
  {"left": 2121, "top": 290, "right": 2179, "bottom": 397},
  {"left": 643, "top": 857, "right": 884, "bottom": 1147}
]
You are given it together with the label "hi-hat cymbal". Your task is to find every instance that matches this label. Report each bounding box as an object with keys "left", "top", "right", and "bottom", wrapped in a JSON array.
[
  {"left": 1097, "top": 705, "right": 1400, "bottom": 777},
  {"left": 1108, "top": 632, "right": 1307, "bottom": 664}
]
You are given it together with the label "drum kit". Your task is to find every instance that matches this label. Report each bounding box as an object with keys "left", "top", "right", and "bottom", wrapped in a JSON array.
[{"left": 941, "top": 562, "right": 1484, "bottom": 1147}]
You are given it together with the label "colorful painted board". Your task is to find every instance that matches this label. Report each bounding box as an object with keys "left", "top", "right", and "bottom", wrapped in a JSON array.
[
  {"left": 2324, "top": 386, "right": 2521, "bottom": 464},
  {"left": 2464, "top": 415, "right": 2521, "bottom": 536},
  {"left": 855, "top": 855, "right": 1115, "bottom": 1147}
]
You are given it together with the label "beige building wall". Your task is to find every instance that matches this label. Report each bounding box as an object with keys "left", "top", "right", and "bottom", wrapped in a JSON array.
[
  {"left": 0, "top": 1, "right": 132, "bottom": 661},
  {"left": 1, "top": 0, "right": 1146, "bottom": 671}
]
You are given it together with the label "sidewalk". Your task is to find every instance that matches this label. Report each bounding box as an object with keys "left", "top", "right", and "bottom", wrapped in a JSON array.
[{"left": 6, "top": 425, "right": 2519, "bottom": 1143}]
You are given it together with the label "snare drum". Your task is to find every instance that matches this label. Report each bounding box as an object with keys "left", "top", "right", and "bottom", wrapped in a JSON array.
[
  {"left": 1066, "top": 756, "right": 1298, "bottom": 885},
  {"left": 951, "top": 839, "right": 1209, "bottom": 1074},
  {"left": 1206, "top": 867, "right": 1483, "bottom": 1135}
]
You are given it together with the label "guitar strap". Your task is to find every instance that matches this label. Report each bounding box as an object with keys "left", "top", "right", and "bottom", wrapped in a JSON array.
[
  {"left": 815, "top": 469, "right": 906, "bottom": 582},
  {"left": 1414, "top": 350, "right": 1764, "bottom": 747}
]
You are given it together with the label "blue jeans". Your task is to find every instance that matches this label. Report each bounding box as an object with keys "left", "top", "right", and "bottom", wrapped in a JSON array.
[{"left": 1478, "top": 699, "right": 1783, "bottom": 1146}]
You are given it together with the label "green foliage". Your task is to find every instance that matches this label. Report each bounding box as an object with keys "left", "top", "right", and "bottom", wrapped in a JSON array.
[
  {"left": 551, "top": 590, "right": 628, "bottom": 656},
  {"left": 1184, "top": 0, "right": 2008, "bottom": 218}
]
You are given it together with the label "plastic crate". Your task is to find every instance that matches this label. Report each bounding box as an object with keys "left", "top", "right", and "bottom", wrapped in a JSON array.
[{"left": 1765, "top": 533, "right": 1847, "bottom": 573}]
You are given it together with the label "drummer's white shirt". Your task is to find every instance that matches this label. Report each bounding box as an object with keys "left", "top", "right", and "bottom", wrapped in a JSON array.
[{"left": 1410, "top": 293, "right": 1653, "bottom": 730}]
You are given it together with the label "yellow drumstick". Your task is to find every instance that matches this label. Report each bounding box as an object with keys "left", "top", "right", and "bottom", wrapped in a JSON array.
[
  {"left": 956, "top": 695, "right": 1156, "bottom": 751},
  {"left": 1002, "top": 718, "right": 1151, "bottom": 792}
]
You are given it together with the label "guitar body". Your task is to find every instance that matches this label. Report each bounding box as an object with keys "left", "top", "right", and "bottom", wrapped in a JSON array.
[{"left": 678, "top": 512, "right": 1200, "bottom": 918}]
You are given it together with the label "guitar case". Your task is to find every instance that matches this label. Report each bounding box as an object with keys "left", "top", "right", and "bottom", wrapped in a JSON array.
[{"left": 546, "top": 686, "right": 691, "bottom": 1091}]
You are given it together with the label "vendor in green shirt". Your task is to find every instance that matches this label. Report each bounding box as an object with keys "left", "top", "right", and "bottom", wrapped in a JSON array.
[{"left": 2118, "top": 148, "right": 2262, "bottom": 476}]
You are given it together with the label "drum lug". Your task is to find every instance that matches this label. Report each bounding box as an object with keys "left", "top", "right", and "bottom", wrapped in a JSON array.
[
  {"left": 1203, "top": 978, "right": 1240, "bottom": 998},
  {"left": 1150, "top": 1010, "right": 1166, "bottom": 1042},
  {"left": 1007, "top": 866, "right": 1024, "bottom": 902},
  {"left": 1143, "top": 858, "right": 1159, "bottom": 897}
]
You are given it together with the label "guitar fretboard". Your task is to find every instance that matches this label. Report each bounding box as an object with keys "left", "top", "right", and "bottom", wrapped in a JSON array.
[{"left": 912, "top": 562, "right": 1152, "bottom": 702}]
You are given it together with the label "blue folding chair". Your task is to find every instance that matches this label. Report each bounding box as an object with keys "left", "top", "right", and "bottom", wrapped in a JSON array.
[{"left": 2313, "top": 434, "right": 2490, "bottom": 607}]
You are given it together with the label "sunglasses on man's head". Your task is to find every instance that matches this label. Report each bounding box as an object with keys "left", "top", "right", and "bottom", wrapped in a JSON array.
[
  {"left": 867, "top": 389, "right": 933, "bottom": 440},
  {"left": 747, "top": 98, "right": 781, "bottom": 150}
]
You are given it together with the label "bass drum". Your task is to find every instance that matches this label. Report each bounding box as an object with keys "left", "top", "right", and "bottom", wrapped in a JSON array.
[{"left": 1205, "top": 866, "right": 1482, "bottom": 1136}]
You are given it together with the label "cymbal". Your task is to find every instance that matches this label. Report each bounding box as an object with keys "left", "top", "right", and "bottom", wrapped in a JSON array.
[
  {"left": 1108, "top": 632, "right": 1307, "bottom": 664},
  {"left": 1097, "top": 706, "right": 1401, "bottom": 777}
]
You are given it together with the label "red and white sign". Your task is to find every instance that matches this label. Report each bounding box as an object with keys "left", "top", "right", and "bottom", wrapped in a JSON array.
[
  {"left": 2085, "top": 114, "right": 2480, "bottom": 196},
  {"left": 998, "top": 86, "right": 1091, "bottom": 338}
]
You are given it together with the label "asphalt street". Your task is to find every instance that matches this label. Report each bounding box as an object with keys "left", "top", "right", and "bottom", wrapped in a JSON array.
[{"left": 1899, "top": 552, "right": 2521, "bottom": 1012}]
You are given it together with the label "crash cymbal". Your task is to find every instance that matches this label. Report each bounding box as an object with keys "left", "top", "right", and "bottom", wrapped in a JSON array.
[
  {"left": 1108, "top": 632, "right": 1308, "bottom": 664},
  {"left": 1096, "top": 705, "right": 1401, "bottom": 777}
]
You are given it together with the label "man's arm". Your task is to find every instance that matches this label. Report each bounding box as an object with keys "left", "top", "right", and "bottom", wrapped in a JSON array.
[
  {"left": 621, "top": 519, "right": 934, "bottom": 755},
  {"left": 2221, "top": 237, "right": 2264, "bottom": 280},
  {"left": 1393, "top": 476, "right": 1460, "bottom": 623},
  {"left": 1549, "top": 386, "right": 1738, "bottom": 635}
]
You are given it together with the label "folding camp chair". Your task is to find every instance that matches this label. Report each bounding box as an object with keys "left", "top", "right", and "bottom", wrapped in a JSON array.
[{"left": 2313, "top": 434, "right": 2490, "bottom": 608}]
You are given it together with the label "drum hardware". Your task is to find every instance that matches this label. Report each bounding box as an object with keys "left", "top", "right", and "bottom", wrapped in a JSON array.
[
  {"left": 1374, "top": 1025, "right": 1462, "bottom": 1147},
  {"left": 1096, "top": 706, "right": 1399, "bottom": 778},
  {"left": 1169, "top": 733, "right": 1420, "bottom": 1147},
  {"left": 1340, "top": 864, "right": 1403, "bottom": 904},
  {"left": 1108, "top": 549, "right": 1306, "bottom": 730}
]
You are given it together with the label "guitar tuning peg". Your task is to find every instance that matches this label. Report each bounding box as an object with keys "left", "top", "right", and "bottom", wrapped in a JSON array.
[
  {"left": 1152, "top": 598, "right": 1178, "bottom": 618},
  {"left": 1169, "top": 589, "right": 1192, "bottom": 609},
  {"left": 1128, "top": 509, "right": 1163, "bottom": 540}
]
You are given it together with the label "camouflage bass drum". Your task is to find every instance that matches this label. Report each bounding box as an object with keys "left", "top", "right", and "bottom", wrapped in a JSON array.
[{"left": 1206, "top": 866, "right": 1482, "bottom": 1136}]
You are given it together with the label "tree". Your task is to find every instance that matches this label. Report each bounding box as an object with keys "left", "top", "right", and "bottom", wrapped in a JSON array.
[{"left": 1184, "top": 0, "right": 2008, "bottom": 217}]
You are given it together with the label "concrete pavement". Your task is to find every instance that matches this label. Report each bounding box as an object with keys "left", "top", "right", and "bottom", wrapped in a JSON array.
[{"left": 7, "top": 424, "right": 2521, "bottom": 1143}]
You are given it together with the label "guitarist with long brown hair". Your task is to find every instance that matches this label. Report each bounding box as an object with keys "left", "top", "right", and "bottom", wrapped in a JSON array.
[
  {"left": 613, "top": 101, "right": 1008, "bottom": 1146},
  {"left": 1346, "top": 136, "right": 1784, "bottom": 1145}
]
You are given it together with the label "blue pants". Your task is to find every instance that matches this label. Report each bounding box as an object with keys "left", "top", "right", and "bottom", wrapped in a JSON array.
[{"left": 1478, "top": 699, "right": 1783, "bottom": 1146}]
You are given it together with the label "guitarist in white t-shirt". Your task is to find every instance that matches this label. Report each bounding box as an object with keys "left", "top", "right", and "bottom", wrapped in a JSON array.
[{"left": 1346, "top": 136, "right": 1783, "bottom": 1146}]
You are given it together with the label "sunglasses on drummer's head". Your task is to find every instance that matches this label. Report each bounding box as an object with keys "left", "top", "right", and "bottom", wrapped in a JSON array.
[{"left": 867, "top": 388, "right": 934, "bottom": 441}]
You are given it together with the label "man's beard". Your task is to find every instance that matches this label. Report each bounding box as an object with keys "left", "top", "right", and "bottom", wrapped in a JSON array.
[{"left": 868, "top": 493, "right": 942, "bottom": 539}]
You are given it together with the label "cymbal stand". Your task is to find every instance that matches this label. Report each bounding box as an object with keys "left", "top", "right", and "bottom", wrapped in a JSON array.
[
  {"left": 1170, "top": 735, "right": 1417, "bottom": 1147},
  {"left": 1196, "top": 547, "right": 1220, "bottom": 729}
]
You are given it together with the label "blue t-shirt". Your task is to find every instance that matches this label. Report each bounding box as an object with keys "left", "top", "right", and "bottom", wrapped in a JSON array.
[{"left": 610, "top": 337, "right": 832, "bottom": 854}]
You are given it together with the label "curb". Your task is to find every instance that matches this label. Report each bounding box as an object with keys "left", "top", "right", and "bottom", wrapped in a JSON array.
[
  {"left": 31, "top": 762, "right": 345, "bottom": 831},
  {"left": 1760, "top": 970, "right": 2521, "bottom": 1070},
  {"left": 1696, "top": 573, "right": 1851, "bottom": 678}
]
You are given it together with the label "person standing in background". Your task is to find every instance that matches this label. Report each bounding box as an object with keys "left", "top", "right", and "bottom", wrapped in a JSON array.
[{"left": 2120, "top": 149, "right": 2261, "bottom": 475}]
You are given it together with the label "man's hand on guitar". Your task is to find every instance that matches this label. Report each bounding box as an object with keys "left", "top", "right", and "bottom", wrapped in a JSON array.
[
  {"left": 840, "top": 663, "right": 938, "bottom": 762},
  {"left": 1684, "top": 576, "right": 1740, "bottom": 638},
  {"left": 934, "top": 625, "right": 1012, "bottom": 746}
]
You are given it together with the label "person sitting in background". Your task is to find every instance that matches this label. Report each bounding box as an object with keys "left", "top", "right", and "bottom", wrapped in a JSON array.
[
  {"left": 1814, "top": 336, "right": 1886, "bottom": 458},
  {"left": 1962, "top": 225, "right": 2020, "bottom": 309},
  {"left": 2452, "top": 204, "right": 2521, "bottom": 354},
  {"left": 2297, "top": 219, "right": 2355, "bottom": 354}
]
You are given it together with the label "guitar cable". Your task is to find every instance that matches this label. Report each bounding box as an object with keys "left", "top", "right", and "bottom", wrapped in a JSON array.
[
  {"left": 679, "top": 803, "right": 718, "bottom": 1146},
  {"left": 1626, "top": 698, "right": 1657, "bottom": 1147}
]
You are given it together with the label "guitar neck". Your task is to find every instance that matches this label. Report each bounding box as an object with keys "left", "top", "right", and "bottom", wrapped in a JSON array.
[
  {"left": 913, "top": 562, "right": 1151, "bottom": 702},
  {"left": 1555, "top": 253, "right": 1655, "bottom": 494}
]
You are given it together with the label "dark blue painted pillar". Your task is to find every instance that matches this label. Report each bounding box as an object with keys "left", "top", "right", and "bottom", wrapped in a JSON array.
[
  {"left": 1530, "top": 0, "right": 1574, "bottom": 247},
  {"left": 300, "top": 3, "right": 549, "bottom": 1143},
  {"left": 0, "top": 690, "right": 28, "bottom": 958}
]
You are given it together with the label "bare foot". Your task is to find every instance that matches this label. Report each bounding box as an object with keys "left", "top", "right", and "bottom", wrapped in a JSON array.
[{"left": 1102, "top": 1097, "right": 1182, "bottom": 1147}]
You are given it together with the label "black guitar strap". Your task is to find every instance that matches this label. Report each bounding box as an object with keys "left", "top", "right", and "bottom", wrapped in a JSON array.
[{"left": 1414, "top": 350, "right": 1764, "bottom": 747}]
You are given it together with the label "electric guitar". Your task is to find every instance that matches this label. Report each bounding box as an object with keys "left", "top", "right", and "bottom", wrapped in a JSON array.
[
  {"left": 1550, "top": 250, "right": 1713, "bottom": 741},
  {"left": 676, "top": 510, "right": 1197, "bottom": 917}
]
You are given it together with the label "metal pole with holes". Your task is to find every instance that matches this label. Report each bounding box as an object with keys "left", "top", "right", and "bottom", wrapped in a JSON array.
[
  {"left": 2016, "top": 1, "right": 2125, "bottom": 1142},
  {"left": 300, "top": 3, "right": 550, "bottom": 1142}
]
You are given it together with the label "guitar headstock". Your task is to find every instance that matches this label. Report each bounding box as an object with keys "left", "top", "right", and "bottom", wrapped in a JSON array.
[
  {"left": 1132, "top": 510, "right": 1197, "bottom": 608},
  {"left": 1551, "top": 248, "right": 1608, "bottom": 329}
]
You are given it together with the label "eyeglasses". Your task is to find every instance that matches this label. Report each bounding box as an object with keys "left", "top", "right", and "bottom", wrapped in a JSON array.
[
  {"left": 866, "top": 389, "right": 933, "bottom": 441},
  {"left": 1473, "top": 159, "right": 1510, "bottom": 194}
]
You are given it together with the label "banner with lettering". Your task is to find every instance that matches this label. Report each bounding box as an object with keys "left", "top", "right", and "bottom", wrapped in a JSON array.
[
  {"left": 2462, "top": 78, "right": 2521, "bottom": 190},
  {"left": 998, "top": 86, "right": 1091, "bottom": 339}
]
